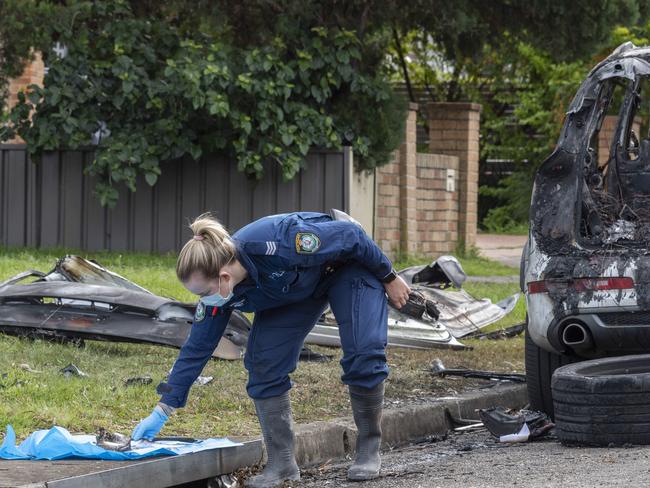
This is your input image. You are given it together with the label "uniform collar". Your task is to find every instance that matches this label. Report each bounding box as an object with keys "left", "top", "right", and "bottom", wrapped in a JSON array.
[{"left": 234, "top": 239, "right": 259, "bottom": 284}]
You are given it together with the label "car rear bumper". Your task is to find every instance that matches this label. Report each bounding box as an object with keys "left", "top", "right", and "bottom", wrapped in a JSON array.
[{"left": 546, "top": 309, "right": 650, "bottom": 357}]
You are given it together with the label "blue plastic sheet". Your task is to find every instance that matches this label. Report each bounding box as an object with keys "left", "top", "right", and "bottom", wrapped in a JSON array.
[{"left": 0, "top": 425, "right": 242, "bottom": 461}]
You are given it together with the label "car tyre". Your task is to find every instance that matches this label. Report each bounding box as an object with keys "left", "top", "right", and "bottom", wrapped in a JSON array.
[
  {"left": 552, "top": 354, "right": 650, "bottom": 445},
  {"left": 525, "top": 319, "right": 578, "bottom": 418}
]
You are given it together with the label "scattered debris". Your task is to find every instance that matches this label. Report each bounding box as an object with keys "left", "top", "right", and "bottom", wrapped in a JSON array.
[
  {"left": 466, "top": 323, "right": 525, "bottom": 340},
  {"left": 124, "top": 376, "right": 153, "bottom": 387},
  {"left": 399, "top": 255, "right": 467, "bottom": 289},
  {"left": 0, "top": 255, "right": 252, "bottom": 360},
  {"left": 60, "top": 363, "right": 88, "bottom": 378},
  {"left": 18, "top": 363, "right": 41, "bottom": 374},
  {"left": 394, "top": 290, "right": 440, "bottom": 321},
  {"left": 430, "top": 359, "right": 526, "bottom": 383},
  {"left": 478, "top": 407, "right": 554, "bottom": 443},
  {"left": 209, "top": 474, "right": 240, "bottom": 488},
  {"left": 298, "top": 346, "right": 333, "bottom": 362},
  {"left": 307, "top": 255, "right": 519, "bottom": 351},
  {"left": 194, "top": 375, "right": 214, "bottom": 386},
  {"left": 96, "top": 429, "right": 131, "bottom": 452}
]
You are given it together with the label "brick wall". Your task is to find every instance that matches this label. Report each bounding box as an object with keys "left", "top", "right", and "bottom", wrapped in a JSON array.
[
  {"left": 416, "top": 153, "right": 459, "bottom": 255},
  {"left": 374, "top": 102, "right": 464, "bottom": 258},
  {"left": 375, "top": 156, "right": 403, "bottom": 253},
  {"left": 427, "top": 102, "right": 480, "bottom": 248},
  {"left": 4, "top": 55, "right": 45, "bottom": 143}
]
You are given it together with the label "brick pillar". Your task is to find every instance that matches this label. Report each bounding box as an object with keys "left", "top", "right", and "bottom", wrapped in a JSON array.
[
  {"left": 427, "top": 102, "right": 481, "bottom": 248},
  {"left": 399, "top": 102, "right": 418, "bottom": 254}
]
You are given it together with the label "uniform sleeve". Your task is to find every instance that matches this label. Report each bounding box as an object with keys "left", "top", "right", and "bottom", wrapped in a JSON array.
[
  {"left": 156, "top": 306, "right": 232, "bottom": 408},
  {"left": 284, "top": 219, "right": 393, "bottom": 281}
]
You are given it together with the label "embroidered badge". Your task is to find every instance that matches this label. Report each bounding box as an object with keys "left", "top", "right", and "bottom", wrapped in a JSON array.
[
  {"left": 194, "top": 301, "right": 206, "bottom": 322},
  {"left": 269, "top": 271, "right": 286, "bottom": 280},
  {"left": 295, "top": 232, "right": 321, "bottom": 253}
]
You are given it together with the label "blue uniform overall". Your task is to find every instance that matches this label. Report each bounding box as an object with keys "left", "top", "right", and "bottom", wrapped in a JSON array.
[{"left": 157, "top": 212, "right": 393, "bottom": 406}]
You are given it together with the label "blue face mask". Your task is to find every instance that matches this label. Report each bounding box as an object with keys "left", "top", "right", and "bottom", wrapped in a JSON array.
[{"left": 200, "top": 278, "right": 233, "bottom": 307}]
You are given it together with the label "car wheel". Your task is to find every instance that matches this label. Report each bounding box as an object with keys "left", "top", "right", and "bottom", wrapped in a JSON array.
[
  {"left": 525, "top": 318, "right": 578, "bottom": 418},
  {"left": 552, "top": 354, "right": 650, "bottom": 446}
]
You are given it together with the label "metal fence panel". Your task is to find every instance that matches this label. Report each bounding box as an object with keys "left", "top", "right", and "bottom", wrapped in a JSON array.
[{"left": 0, "top": 145, "right": 350, "bottom": 252}]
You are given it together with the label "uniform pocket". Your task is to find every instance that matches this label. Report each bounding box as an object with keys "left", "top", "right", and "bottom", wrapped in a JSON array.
[{"left": 352, "top": 276, "right": 388, "bottom": 349}]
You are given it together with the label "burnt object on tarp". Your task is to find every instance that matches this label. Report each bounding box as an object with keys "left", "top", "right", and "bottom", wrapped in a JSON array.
[
  {"left": 96, "top": 429, "right": 131, "bottom": 452},
  {"left": 430, "top": 359, "right": 526, "bottom": 383},
  {"left": 478, "top": 407, "right": 555, "bottom": 443},
  {"left": 0, "top": 255, "right": 250, "bottom": 360}
]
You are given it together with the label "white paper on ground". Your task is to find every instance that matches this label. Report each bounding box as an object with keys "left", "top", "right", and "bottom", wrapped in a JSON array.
[{"left": 499, "top": 423, "right": 530, "bottom": 443}]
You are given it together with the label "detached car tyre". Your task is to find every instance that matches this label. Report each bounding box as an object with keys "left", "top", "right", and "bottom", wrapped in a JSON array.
[
  {"left": 525, "top": 324, "right": 578, "bottom": 418},
  {"left": 552, "top": 354, "right": 650, "bottom": 446}
]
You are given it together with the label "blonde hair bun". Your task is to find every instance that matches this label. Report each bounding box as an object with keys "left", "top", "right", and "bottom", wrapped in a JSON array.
[{"left": 177, "top": 213, "right": 236, "bottom": 281}]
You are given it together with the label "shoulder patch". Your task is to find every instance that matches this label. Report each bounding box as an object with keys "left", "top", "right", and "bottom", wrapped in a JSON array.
[
  {"left": 194, "top": 302, "right": 206, "bottom": 322},
  {"left": 295, "top": 232, "right": 321, "bottom": 253}
]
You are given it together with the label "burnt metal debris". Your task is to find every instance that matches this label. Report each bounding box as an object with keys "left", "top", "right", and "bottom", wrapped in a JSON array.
[
  {"left": 60, "top": 363, "right": 88, "bottom": 378},
  {"left": 0, "top": 255, "right": 251, "bottom": 360},
  {"left": 307, "top": 255, "right": 518, "bottom": 350},
  {"left": 0, "top": 254, "right": 518, "bottom": 354},
  {"left": 478, "top": 407, "right": 555, "bottom": 443},
  {"left": 430, "top": 359, "right": 526, "bottom": 383},
  {"left": 124, "top": 376, "right": 153, "bottom": 387}
]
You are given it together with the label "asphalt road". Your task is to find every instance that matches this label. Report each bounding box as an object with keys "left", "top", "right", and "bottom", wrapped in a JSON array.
[{"left": 289, "top": 428, "right": 650, "bottom": 488}]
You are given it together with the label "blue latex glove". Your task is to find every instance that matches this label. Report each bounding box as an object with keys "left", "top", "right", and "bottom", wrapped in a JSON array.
[{"left": 132, "top": 405, "right": 169, "bottom": 441}]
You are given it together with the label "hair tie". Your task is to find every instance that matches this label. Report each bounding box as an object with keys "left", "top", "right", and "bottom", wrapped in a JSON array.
[{"left": 193, "top": 235, "right": 205, "bottom": 241}]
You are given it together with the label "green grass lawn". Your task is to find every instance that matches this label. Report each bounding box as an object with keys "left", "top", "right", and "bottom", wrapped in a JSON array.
[{"left": 0, "top": 247, "right": 525, "bottom": 441}]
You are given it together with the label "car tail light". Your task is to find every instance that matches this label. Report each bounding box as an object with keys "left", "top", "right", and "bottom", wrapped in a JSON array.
[{"left": 527, "top": 277, "right": 635, "bottom": 294}]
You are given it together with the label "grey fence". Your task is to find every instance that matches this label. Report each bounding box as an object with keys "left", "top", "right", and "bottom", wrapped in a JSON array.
[{"left": 0, "top": 145, "right": 351, "bottom": 252}]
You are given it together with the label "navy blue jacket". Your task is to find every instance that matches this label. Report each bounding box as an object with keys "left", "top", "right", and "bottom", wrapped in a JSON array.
[{"left": 157, "top": 212, "right": 393, "bottom": 407}]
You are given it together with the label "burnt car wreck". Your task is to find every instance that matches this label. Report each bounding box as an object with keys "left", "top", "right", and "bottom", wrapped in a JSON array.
[
  {"left": 0, "top": 255, "right": 251, "bottom": 359},
  {"left": 523, "top": 42, "right": 650, "bottom": 416},
  {"left": 0, "top": 255, "right": 517, "bottom": 355}
]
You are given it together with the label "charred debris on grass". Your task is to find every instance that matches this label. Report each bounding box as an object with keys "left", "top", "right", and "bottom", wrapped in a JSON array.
[{"left": 0, "top": 254, "right": 518, "bottom": 355}]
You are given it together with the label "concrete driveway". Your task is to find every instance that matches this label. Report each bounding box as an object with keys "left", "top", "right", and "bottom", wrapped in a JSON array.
[{"left": 475, "top": 234, "right": 527, "bottom": 269}]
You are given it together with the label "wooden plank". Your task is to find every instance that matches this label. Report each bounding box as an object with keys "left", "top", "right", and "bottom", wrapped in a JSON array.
[
  {"left": 107, "top": 184, "right": 131, "bottom": 250},
  {"left": 204, "top": 155, "right": 230, "bottom": 226},
  {"left": 154, "top": 159, "right": 179, "bottom": 252},
  {"left": 180, "top": 156, "right": 203, "bottom": 244},
  {"left": 132, "top": 173, "right": 154, "bottom": 252},
  {"left": 25, "top": 152, "right": 40, "bottom": 247},
  {"left": 82, "top": 153, "right": 107, "bottom": 251},
  {"left": 299, "top": 153, "right": 324, "bottom": 212},
  {"left": 275, "top": 167, "right": 299, "bottom": 214},
  {"left": 227, "top": 162, "right": 252, "bottom": 232},
  {"left": 61, "top": 151, "right": 84, "bottom": 249},
  {"left": 324, "top": 152, "right": 344, "bottom": 211},
  {"left": 252, "top": 162, "right": 276, "bottom": 220},
  {"left": 5, "top": 149, "right": 28, "bottom": 246},
  {"left": 39, "top": 151, "right": 61, "bottom": 247},
  {"left": 0, "top": 148, "right": 6, "bottom": 246}
]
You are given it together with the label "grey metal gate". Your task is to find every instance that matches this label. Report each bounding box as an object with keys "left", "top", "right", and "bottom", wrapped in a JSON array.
[{"left": 0, "top": 145, "right": 350, "bottom": 252}]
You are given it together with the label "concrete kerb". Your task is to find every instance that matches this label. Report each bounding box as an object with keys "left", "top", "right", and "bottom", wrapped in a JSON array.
[{"left": 292, "top": 383, "right": 527, "bottom": 468}]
